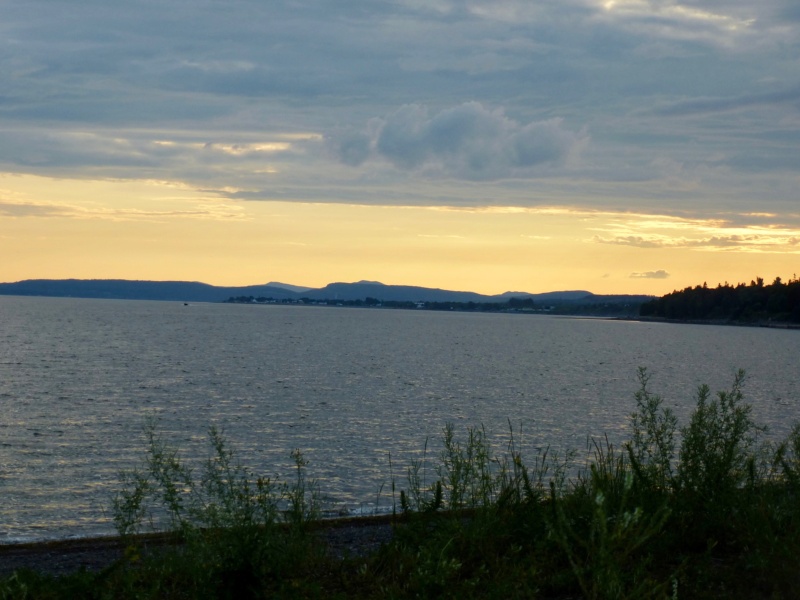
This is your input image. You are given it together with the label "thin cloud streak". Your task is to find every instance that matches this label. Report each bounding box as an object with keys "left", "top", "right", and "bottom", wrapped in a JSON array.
[
  {"left": 595, "top": 234, "right": 800, "bottom": 253},
  {"left": 653, "top": 86, "right": 800, "bottom": 117},
  {"left": 0, "top": 201, "right": 77, "bottom": 218},
  {"left": 630, "top": 270, "right": 670, "bottom": 280}
]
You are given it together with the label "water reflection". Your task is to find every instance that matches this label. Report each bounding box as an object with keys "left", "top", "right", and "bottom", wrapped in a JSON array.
[{"left": 1, "top": 297, "right": 799, "bottom": 542}]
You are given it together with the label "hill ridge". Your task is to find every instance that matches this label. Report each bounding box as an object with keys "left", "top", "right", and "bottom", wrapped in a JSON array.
[{"left": 0, "top": 278, "right": 652, "bottom": 305}]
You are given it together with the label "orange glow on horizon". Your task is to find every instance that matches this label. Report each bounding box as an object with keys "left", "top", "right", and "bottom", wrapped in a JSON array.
[{"left": 2, "top": 174, "right": 798, "bottom": 297}]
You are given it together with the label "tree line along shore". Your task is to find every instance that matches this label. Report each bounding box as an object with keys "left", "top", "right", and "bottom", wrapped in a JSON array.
[{"left": 639, "top": 276, "right": 800, "bottom": 324}]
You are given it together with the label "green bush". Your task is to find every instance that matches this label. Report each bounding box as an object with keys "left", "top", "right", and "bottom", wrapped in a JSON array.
[
  {"left": 675, "top": 370, "right": 767, "bottom": 541},
  {"left": 108, "top": 418, "right": 323, "bottom": 598}
]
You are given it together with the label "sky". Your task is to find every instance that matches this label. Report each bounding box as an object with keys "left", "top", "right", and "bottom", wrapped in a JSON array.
[{"left": 1, "top": 0, "right": 799, "bottom": 295}]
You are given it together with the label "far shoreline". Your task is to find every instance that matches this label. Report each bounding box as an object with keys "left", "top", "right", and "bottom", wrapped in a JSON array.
[{"left": 613, "top": 315, "right": 800, "bottom": 330}]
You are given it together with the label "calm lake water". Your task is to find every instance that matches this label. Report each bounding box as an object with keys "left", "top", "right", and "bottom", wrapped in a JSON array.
[{"left": 1, "top": 296, "right": 799, "bottom": 543}]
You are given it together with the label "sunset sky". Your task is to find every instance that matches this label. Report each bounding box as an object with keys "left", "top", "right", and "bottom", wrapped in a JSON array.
[{"left": 2, "top": 1, "right": 799, "bottom": 295}]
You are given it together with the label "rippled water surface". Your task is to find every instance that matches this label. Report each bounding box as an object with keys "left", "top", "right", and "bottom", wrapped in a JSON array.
[{"left": 1, "top": 296, "right": 799, "bottom": 542}]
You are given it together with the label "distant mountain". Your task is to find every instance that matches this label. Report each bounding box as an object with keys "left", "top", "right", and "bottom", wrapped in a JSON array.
[
  {"left": 496, "top": 290, "right": 593, "bottom": 301},
  {"left": 0, "top": 279, "right": 297, "bottom": 302},
  {"left": 303, "top": 282, "right": 494, "bottom": 303},
  {"left": 0, "top": 278, "right": 653, "bottom": 306},
  {"left": 265, "top": 282, "right": 313, "bottom": 293}
]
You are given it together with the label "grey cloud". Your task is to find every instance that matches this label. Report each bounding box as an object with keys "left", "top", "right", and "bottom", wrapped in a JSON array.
[
  {"left": 0, "top": 129, "right": 171, "bottom": 170},
  {"left": 0, "top": 202, "right": 76, "bottom": 218},
  {"left": 654, "top": 86, "right": 800, "bottom": 117},
  {"left": 767, "top": 0, "right": 800, "bottom": 17},
  {"left": 330, "top": 102, "right": 587, "bottom": 179},
  {"left": 335, "top": 132, "right": 374, "bottom": 167},
  {"left": 1, "top": 0, "right": 799, "bottom": 214},
  {"left": 2, "top": 1, "right": 602, "bottom": 126},
  {"left": 630, "top": 270, "right": 670, "bottom": 279},
  {"left": 0, "top": 126, "right": 308, "bottom": 188},
  {"left": 725, "top": 150, "right": 800, "bottom": 173},
  {"left": 780, "top": 5, "right": 800, "bottom": 21}
]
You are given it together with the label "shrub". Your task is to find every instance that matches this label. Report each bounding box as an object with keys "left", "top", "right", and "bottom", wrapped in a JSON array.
[
  {"left": 110, "top": 418, "right": 322, "bottom": 598},
  {"left": 675, "top": 369, "right": 767, "bottom": 539}
]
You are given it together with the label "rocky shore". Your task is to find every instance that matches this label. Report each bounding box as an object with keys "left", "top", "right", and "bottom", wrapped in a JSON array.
[{"left": 0, "top": 515, "right": 395, "bottom": 578}]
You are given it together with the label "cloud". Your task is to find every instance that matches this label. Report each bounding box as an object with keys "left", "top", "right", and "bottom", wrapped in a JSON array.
[
  {"left": 595, "top": 233, "right": 800, "bottom": 252},
  {"left": 1, "top": 0, "right": 799, "bottom": 215},
  {"left": 653, "top": 86, "right": 800, "bottom": 117},
  {"left": 0, "top": 128, "right": 314, "bottom": 191},
  {"left": 630, "top": 270, "right": 670, "bottom": 279},
  {"left": 779, "top": 4, "right": 800, "bottom": 22},
  {"left": 591, "top": 209, "right": 800, "bottom": 253},
  {"left": 594, "top": 235, "right": 666, "bottom": 248},
  {"left": 0, "top": 201, "right": 76, "bottom": 218},
  {"left": 591, "top": 0, "right": 761, "bottom": 49},
  {"left": 0, "top": 193, "right": 248, "bottom": 222},
  {"left": 329, "top": 102, "right": 588, "bottom": 179}
]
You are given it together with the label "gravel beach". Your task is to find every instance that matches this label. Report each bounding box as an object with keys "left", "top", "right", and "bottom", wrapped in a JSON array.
[{"left": 0, "top": 515, "right": 396, "bottom": 578}]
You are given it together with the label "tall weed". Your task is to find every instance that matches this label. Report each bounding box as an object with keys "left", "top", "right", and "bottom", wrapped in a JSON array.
[
  {"left": 551, "top": 438, "right": 672, "bottom": 599},
  {"left": 437, "top": 423, "right": 495, "bottom": 510},
  {"left": 625, "top": 367, "right": 678, "bottom": 494},
  {"left": 111, "top": 418, "right": 321, "bottom": 597},
  {"left": 112, "top": 419, "right": 288, "bottom": 538}
]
